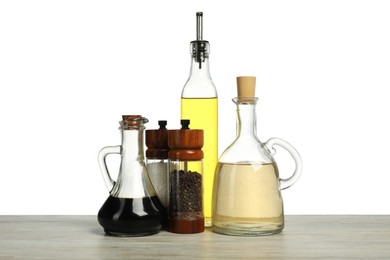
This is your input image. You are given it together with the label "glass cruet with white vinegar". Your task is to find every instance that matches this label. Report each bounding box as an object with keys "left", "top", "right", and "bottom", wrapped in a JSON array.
[{"left": 212, "top": 76, "right": 302, "bottom": 236}]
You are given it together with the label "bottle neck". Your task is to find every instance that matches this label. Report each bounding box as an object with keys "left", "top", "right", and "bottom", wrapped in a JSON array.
[
  {"left": 110, "top": 128, "right": 147, "bottom": 198},
  {"left": 182, "top": 46, "right": 216, "bottom": 98},
  {"left": 189, "top": 56, "right": 211, "bottom": 79},
  {"left": 121, "top": 129, "right": 145, "bottom": 163},
  {"left": 235, "top": 101, "right": 259, "bottom": 141}
]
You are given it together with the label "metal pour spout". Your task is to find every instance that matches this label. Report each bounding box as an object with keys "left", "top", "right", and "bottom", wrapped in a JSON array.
[
  {"left": 191, "top": 12, "right": 210, "bottom": 69},
  {"left": 196, "top": 12, "right": 203, "bottom": 41}
]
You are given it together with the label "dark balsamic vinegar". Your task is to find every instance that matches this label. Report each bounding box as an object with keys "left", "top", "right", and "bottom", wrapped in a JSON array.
[{"left": 97, "top": 195, "right": 165, "bottom": 236}]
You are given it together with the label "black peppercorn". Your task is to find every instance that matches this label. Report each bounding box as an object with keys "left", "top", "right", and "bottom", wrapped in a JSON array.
[{"left": 169, "top": 170, "right": 202, "bottom": 213}]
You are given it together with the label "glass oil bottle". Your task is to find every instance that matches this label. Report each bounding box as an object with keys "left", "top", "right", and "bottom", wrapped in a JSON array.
[{"left": 181, "top": 12, "right": 218, "bottom": 227}]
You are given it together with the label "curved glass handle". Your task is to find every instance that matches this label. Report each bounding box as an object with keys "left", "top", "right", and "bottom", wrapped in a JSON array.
[
  {"left": 265, "top": 137, "right": 302, "bottom": 190},
  {"left": 98, "top": 145, "right": 121, "bottom": 192}
]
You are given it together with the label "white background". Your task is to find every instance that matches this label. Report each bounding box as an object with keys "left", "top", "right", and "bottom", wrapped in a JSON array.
[{"left": 1, "top": 0, "right": 389, "bottom": 215}]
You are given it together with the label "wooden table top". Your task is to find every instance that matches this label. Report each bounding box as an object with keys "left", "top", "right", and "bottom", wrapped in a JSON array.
[{"left": 1, "top": 215, "right": 389, "bottom": 259}]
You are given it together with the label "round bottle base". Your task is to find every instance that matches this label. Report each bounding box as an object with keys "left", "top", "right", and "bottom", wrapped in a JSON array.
[
  {"left": 212, "top": 223, "right": 284, "bottom": 236},
  {"left": 104, "top": 229, "right": 159, "bottom": 237},
  {"left": 204, "top": 217, "right": 212, "bottom": 227}
]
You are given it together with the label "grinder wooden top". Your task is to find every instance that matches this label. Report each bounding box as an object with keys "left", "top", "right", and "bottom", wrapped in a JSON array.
[{"left": 168, "top": 120, "right": 204, "bottom": 161}]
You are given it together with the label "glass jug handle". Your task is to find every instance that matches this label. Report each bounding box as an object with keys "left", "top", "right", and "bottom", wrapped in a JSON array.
[
  {"left": 98, "top": 145, "right": 121, "bottom": 192},
  {"left": 265, "top": 138, "right": 302, "bottom": 190}
]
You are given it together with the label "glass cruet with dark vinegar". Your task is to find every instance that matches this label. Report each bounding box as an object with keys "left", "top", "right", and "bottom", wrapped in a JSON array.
[
  {"left": 212, "top": 77, "right": 302, "bottom": 236},
  {"left": 97, "top": 115, "right": 165, "bottom": 236}
]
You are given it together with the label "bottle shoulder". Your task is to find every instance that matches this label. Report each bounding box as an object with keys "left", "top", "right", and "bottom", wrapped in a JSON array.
[
  {"left": 181, "top": 78, "right": 217, "bottom": 98},
  {"left": 219, "top": 137, "right": 274, "bottom": 164}
]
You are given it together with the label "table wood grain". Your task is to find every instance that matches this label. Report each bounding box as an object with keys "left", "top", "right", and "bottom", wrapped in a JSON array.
[{"left": 0, "top": 215, "right": 389, "bottom": 259}]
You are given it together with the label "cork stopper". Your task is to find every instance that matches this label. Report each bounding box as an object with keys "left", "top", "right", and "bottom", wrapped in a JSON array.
[
  {"left": 237, "top": 76, "right": 256, "bottom": 98},
  {"left": 168, "top": 120, "right": 204, "bottom": 161},
  {"left": 122, "top": 115, "right": 141, "bottom": 121},
  {"left": 120, "top": 115, "right": 148, "bottom": 130},
  {"left": 146, "top": 120, "right": 169, "bottom": 159}
]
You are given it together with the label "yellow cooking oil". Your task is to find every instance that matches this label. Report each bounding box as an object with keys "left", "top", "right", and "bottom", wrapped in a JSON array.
[{"left": 181, "top": 97, "right": 218, "bottom": 227}]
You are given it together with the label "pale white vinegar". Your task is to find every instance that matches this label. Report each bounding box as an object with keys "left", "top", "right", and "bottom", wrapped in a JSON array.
[{"left": 212, "top": 162, "right": 284, "bottom": 236}]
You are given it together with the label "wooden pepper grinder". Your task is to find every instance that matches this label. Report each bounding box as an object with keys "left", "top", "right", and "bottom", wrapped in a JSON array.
[{"left": 167, "top": 119, "right": 205, "bottom": 234}]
